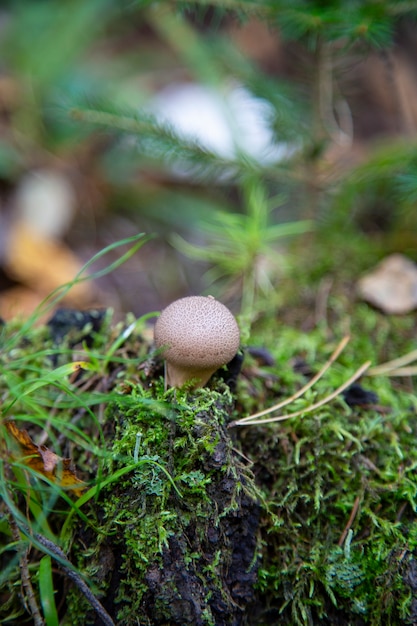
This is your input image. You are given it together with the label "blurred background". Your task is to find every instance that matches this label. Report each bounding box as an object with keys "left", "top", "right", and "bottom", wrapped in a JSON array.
[{"left": 1, "top": 0, "right": 417, "bottom": 322}]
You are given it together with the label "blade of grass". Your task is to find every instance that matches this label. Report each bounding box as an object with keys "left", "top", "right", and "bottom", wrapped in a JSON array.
[
  {"left": 6, "top": 464, "right": 56, "bottom": 540},
  {"left": 102, "top": 311, "right": 158, "bottom": 371},
  {"left": 3, "top": 233, "right": 151, "bottom": 350},
  {"left": 39, "top": 556, "right": 59, "bottom": 626},
  {"left": 2, "top": 361, "right": 92, "bottom": 416}
]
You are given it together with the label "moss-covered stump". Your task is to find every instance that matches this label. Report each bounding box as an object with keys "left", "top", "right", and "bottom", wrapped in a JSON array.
[{"left": 69, "top": 384, "right": 260, "bottom": 626}]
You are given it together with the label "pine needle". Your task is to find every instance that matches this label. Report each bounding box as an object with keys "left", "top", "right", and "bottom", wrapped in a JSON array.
[
  {"left": 235, "top": 335, "right": 350, "bottom": 425},
  {"left": 230, "top": 360, "right": 371, "bottom": 427},
  {"left": 367, "top": 348, "right": 417, "bottom": 376}
]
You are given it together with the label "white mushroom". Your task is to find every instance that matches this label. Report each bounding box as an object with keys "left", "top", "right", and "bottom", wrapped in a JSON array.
[{"left": 154, "top": 295, "right": 240, "bottom": 389}]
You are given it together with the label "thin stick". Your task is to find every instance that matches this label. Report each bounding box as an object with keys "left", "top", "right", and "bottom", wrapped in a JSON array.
[
  {"left": 338, "top": 495, "right": 361, "bottom": 547},
  {"left": 231, "top": 360, "right": 371, "bottom": 427},
  {"left": 367, "top": 348, "right": 417, "bottom": 376},
  {"left": 34, "top": 533, "right": 115, "bottom": 626},
  {"left": 236, "top": 336, "right": 350, "bottom": 424},
  {"left": 7, "top": 514, "right": 45, "bottom": 626}
]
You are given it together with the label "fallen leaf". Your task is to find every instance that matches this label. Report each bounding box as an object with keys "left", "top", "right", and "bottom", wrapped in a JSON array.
[
  {"left": 5, "top": 220, "right": 93, "bottom": 307},
  {"left": 5, "top": 421, "right": 85, "bottom": 497},
  {"left": 0, "top": 286, "right": 46, "bottom": 321}
]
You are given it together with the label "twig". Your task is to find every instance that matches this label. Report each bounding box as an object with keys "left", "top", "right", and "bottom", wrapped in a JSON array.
[
  {"left": 7, "top": 514, "right": 45, "bottom": 626},
  {"left": 338, "top": 495, "right": 361, "bottom": 547},
  {"left": 396, "top": 501, "right": 408, "bottom": 523},
  {"left": 33, "top": 533, "right": 115, "bottom": 626}
]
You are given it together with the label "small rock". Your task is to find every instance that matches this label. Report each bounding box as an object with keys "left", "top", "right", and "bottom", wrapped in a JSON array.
[{"left": 357, "top": 254, "right": 417, "bottom": 314}]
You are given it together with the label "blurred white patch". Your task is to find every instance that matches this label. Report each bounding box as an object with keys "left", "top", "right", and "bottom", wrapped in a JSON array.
[
  {"left": 14, "top": 169, "right": 76, "bottom": 239},
  {"left": 151, "top": 82, "right": 291, "bottom": 165}
]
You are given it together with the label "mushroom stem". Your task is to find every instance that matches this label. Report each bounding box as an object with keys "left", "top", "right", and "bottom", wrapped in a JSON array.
[{"left": 165, "top": 363, "right": 217, "bottom": 389}]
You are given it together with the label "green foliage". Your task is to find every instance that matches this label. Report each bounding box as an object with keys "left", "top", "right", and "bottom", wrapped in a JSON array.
[
  {"left": 175, "top": 0, "right": 416, "bottom": 49},
  {"left": 54, "top": 0, "right": 417, "bottom": 317},
  {"left": 69, "top": 98, "right": 239, "bottom": 181},
  {"left": 3, "top": 0, "right": 417, "bottom": 317},
  {"left": 3, "top": 0, "right": 109, "bottom": 90},
  {"left": 272, "top": 1, "right": 396, "bottom": 48},
  {"left": 0, "top": 236, "right": 153, "bottom": 624},
  {"left": 39, "top": 555, "right": 59, "bottom": 626},
  {"left": 172, "top": 177, "right": 312, "bottom": 332},
  {"left": 331, "top": 140, "right": 417, "bottom": 237},
  {"left": 0, "top": 0, "right": 119, "bottom": 152}
]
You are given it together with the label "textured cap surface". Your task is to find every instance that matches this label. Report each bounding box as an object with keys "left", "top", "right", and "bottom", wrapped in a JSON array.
[{"left": 154, "top": 296, "right": 240, "bottom": 369}]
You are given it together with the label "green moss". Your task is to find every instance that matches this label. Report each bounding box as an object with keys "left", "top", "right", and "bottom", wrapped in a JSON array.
[
  {"left": 236, "top": 313, "right": 417, "bottom": 626},
  {"left": 68, "top": 380, "right": 260, "bottom": 625}
]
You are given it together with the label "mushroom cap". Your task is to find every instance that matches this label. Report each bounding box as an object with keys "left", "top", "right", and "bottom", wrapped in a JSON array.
[{"left": 154, "top": 296, "right": 240, "bottom": 372}]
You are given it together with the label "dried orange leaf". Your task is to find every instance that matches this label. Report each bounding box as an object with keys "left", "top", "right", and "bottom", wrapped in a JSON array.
[
  {"left": 5, "top": 421, "right": 85, "bottom": 497},
  {"left": 5, "top": 220, "right": 92, "bottom": 306}
]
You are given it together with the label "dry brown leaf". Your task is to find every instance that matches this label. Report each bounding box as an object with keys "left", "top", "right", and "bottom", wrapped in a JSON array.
[{"left": 5, "top": 420, "right": 85, "bottom": 497}]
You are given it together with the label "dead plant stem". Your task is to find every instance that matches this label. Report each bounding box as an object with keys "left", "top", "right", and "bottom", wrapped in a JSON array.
[
  {"left": 7, "top": 513, "right": 45, "bottom": 626},
  {"left": 338, "top": 495, "right": 361, "bottom": 547}
]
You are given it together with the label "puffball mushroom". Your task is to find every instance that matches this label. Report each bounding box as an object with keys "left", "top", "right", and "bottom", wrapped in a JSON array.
[{"left": 154, "top": 295, "right": 240, "bottom": 389}]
